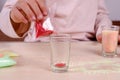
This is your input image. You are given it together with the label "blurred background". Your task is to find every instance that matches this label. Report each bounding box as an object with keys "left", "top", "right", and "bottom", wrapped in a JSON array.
[
  {"left": 105, "top": 0, "right": 120, "bottom": 20},
  {"left": 0, "top": 0, "right": 120, "bottom": 41},
  {"left": 0, "top": 0, "right": 6, "bottom": 11}
]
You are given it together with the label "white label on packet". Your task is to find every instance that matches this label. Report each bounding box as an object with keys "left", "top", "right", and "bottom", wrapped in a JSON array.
[
  {"left": 42, "top": 18, "right": 54, "bottom": 30},
  {"left": 24, "top": 18, "right": 54, "bottom": 42}
]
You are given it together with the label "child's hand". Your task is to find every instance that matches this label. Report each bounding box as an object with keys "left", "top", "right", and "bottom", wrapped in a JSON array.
[
  {"left": 10, "top": 0, "right": 48, "bottom": 24},
  {"left": 96, "top": 34, "right": 102, "bottom": 43}
]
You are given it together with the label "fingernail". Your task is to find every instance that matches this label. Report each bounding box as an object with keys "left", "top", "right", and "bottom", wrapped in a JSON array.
[
  {"left": 38, "top": 15, "right": 43, "bottom": 20},
  {"left": 32, "top": 16, "right": 36, "bottom": 21},
  {"left": 44, "top": 12, "right": 48, "bottom": 16}
]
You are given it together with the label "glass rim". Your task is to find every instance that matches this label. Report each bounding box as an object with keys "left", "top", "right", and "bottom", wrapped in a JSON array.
[
  {"left": 102, "top": 25, "right": 120, "bottom": 31},
  {"left": 50, "top": 33, "right": 71, "bottom": 38}
]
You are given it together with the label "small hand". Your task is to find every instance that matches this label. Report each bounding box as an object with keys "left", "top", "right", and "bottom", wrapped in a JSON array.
[
  {"left": 10, "top": 0, "right": 48, "bottom": 24},
  {"left": 96, "top": 34, "right": 102, "bottom": 43}
]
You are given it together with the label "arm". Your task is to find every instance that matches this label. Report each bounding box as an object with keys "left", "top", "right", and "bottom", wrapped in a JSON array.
[
  {"left": 95, "top": 0, "right": 112, "bottom": 42},
  {"left": 0, "top": 0, "right": 21, "bottom": 38},
  {"left": 0, "top": 0, "right": 48, "bottom": 38}
]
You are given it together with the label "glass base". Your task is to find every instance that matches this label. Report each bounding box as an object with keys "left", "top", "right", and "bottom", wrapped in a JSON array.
[
  {"left": 51, "top": 65, "right": 68, "bottom": 73},
  {"left": 102, "top": 52, "right": 117, "bottom": 58}
]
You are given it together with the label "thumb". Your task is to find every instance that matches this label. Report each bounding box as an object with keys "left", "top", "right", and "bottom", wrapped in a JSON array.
[{"left": 96, "top": 34, "right": 102, "bottom": 43}]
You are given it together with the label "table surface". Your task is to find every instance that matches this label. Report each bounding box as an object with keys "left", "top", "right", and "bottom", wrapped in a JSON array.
[{"left": 0, "top": 41, "right": 120, "bottom": 80}]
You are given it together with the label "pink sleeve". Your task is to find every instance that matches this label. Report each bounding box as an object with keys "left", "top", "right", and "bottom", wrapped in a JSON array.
[
  {"left": 0, "top": 0, "right": 21, "bottom": 38},
  {"left": 94, "top": 0, "right": 112, "bottom": 36}
]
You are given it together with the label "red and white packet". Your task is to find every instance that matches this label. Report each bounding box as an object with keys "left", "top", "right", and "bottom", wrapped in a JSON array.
[{"left": 24, "top": 18, "right": 54, "bottom": 42}]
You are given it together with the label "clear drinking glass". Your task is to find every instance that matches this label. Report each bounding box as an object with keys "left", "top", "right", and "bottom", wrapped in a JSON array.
[
  {"left": 50, "top": 33, "right": 71, "bottom": 72},
  {"left": 102, "top": 25, "right": 119, "bottom": 57}
]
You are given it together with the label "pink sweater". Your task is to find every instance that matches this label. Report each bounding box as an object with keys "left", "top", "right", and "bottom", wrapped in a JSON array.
[{"left": 0, "top": 0, "right": 112, "bottom": 42}]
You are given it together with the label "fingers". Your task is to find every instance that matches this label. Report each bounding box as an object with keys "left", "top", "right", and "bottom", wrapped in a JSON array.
[
  {"left": 26, "top": 0, "right": 43, "bottom": 20},
  {"left": 10, "top": 0, "right": 48, "bottom": 24},
  {"left": 10, "top": 7, "right": 28, "bottom": 24},
  {"left": 16, "top": 1, "right": 35, "bottom": 22},
  {"left": 96, "top": 34, "right": 102, "bottom": 43},
  {"left": 36, "top": 0, "right": 48, "bottom": 16}
]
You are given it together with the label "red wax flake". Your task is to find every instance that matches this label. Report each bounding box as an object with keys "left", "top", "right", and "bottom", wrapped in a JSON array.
[
  {"left": 55, "top": 63, "right": 66, "bottom": 68},
  {"left": 0, "top": 54, "right": 4, "bottom": 58}
]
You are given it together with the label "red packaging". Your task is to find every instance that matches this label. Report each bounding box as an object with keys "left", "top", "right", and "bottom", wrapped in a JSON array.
[
  {"left": 25, "top": 18, "right": 54, "bottom": 42},
  {"left": 35, "top": 19, "right": 53, "bottom": 38}
]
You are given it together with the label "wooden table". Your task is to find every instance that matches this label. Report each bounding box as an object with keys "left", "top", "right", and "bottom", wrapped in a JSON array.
[{"left": 0, "top": 41, "right": 120, "bottom": 80}]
